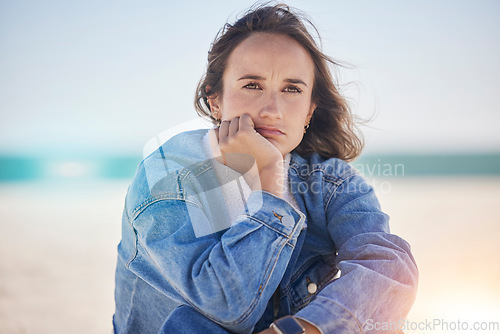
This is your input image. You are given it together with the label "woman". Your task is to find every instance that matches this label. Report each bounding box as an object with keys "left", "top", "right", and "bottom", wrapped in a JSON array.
[{"left": 113, "top": 4, "right": 418, "bottom": 334}]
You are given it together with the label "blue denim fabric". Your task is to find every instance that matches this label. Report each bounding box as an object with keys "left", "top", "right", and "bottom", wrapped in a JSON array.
[
  {"left": 113, "top": 129, "right": 418, "bottom": 334},
  {"left": 160, "top": 305, "right": 231, "bottom": 334}
]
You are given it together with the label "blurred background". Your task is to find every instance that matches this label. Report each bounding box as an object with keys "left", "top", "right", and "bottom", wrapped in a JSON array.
[{"left": 1, "top": 0, "right": 499, "bottom": 333}]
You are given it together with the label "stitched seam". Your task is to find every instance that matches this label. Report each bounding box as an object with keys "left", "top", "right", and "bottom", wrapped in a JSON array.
[
  {"left": 177, "top": 160, "right": 214, "bottom": 182},
  {"left": 233, "top": 213, "right": 306, "bottom": 323},
  {"left": 297, "top": 269, "right": 338, "bottom": 307},
  {"left": 314, "top": 297, "right": 364, "bottom": 334},
  {"left": 122, "top": 276, "right": 140, "bottom": 333},
  {"left": 132, "top": 160, "right": 216, "bottom": 219},
  {"left": 236, "top": 237, "right": 289, "bottom": 325},
  {"left": 131, "top": 237, "right": 227, "bottom": 325},
  {"left": 321, "top": 173, "right": 355, "bottom": 211},
  {"left": 133, "top": 226, "right": 289, "bottom": 328},
  {"left": 324, "top": 174, "right": 354, "bottom": 209},
  {"left": 287, "top": 259, "right": 339, "bottom": 309},
  {"left": 129, "top": 200, "right": 297, "bottom": 328},
  {"left": 236, "top": 207, "right": 308, "bottom": 323},
  {"left": 132, "top": 196, "right": 199, "bottom": 220},
  {"left": 243, "top": 215, "right": 292, "bottom": 239},
  {"left": 290, "top": 165, "right": 343, "bottom": 184},
  {"left": 289, "top": 164, "right": 358, "bottom": 212},
  {"left": 124, "top": 205, "right": 139, "bottom": 267},
  {"left": 289, "top": 162, "right": 353, "bottom": 183},
  {"left": 289, "top": 255, "right": 323, "bottom": 283},
  {"left": 293, "top": 294, "right": 315, "bottom": 311},
  {"left": 128, "top": 224, "right": 244, "bottom": 328}
]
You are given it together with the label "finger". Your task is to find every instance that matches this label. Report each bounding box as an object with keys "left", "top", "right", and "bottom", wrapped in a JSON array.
[
  {"left": 219, "top": 119, "right": 230, "bottom": 140},
  {"left": 239, "top": 113, "right": 255, "bottom": 131},
  {"left": 214, "top": 127, "right": 219, "bottom": 143},
  {"left": 228, "top": 116, "right": 240, "bottom": 136}
]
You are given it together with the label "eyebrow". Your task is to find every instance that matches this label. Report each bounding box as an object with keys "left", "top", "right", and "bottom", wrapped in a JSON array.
[{"left": 237, "top": 75, "right": 308, "bottom": 87}]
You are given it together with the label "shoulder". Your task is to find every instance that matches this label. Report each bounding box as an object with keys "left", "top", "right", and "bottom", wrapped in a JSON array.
[
  {"left": 289, "top": 151, "right": 359, "bottom": 183},
  {"left": 125, "top": 129, "right": 212, "bottom": 219},
  {"left": 289, "top": 152, "right": 377, "bottom": 209}
]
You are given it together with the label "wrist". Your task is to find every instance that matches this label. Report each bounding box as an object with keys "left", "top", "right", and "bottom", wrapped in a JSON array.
[
  {"left": 296, "top": 318, "right": 321, "bottom": 334},
  {"left": 257, "top": 156, "right": 283, "bottom": 173},
  {"left": 271, "top": 315, "right": 317, "bottom": 334},
  {"left": 258, "top": 165, "right": 284, "bottom": 198},
  {"left": 269, "top": 316, "right": 321, "bottom": 334}
]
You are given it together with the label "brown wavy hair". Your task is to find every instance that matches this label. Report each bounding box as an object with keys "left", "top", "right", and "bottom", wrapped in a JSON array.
[{"left": 194, "top": 3, "right": 363, "bottom": 161}]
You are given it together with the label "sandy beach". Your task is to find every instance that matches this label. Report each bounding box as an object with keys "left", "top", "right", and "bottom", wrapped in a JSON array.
[{"left": 0, "top": 176, "right": 499, "bottom": 333}]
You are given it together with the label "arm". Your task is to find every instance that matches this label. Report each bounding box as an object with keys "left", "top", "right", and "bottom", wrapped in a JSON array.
[
  {"left": 124, "top": 190, "right": 305, "bottom": 333},
  {"left": 294, "top": 173, "right": 418, "bottom": 334}
]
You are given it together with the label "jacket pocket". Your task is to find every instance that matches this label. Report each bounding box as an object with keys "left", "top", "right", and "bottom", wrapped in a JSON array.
[{"left": 289, "top": 254, "right": 339, "bottom": 313}]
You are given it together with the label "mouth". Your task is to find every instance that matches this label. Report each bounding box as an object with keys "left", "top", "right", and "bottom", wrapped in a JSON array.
[{"left": 255, "top": 126, "right": 285, "bottom": 137}]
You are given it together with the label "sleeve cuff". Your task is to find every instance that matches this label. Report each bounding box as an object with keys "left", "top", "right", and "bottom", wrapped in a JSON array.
[
  {"left": 295, "top": 297, "right": 363, "bottom": 334},
  {"left": 243, "top": 190, "right": 306, "bottom": 246}
]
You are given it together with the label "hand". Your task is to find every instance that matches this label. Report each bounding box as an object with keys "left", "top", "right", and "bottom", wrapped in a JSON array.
[
  {"left": 215, "top": 114, "right": 284, "bottom": 197},
  {"left": 216, "top": 114, "right": 282, "bottom": 170}
]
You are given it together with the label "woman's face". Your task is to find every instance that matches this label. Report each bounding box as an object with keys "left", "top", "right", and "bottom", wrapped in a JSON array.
[{"left": 212, "top": 32, "right": 317, "bottom": 157}]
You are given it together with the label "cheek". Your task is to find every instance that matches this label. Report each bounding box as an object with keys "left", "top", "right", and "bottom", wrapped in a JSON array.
[
  {"left": 283, "top": 105, "right": 312, "bottom": 146},
  {"left": 220, "top": 92, "right": 252, "bottom": 118},
  {"left": 285, "top": 100, "right": 312, "bottom": 124}
]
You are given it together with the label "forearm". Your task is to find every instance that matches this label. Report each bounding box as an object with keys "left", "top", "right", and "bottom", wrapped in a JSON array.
[
  {"left": 128, "top": 191, "right": 306, "bottom": 332},
  {"left": 295, "top": 233, "right": 418, "bottom": 334}
]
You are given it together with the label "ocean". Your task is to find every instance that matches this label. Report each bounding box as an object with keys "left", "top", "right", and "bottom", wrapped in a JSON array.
[{"left": 1, "top": 153, "right": 499, "bottom": 182}]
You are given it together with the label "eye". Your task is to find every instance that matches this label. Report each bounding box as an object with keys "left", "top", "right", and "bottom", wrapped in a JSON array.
[
  {"left": 243, "top": 82, "right": 261, "bottom": 90},
  {"left": 283, "top": 85, "right": 302, "bottom": 93}
]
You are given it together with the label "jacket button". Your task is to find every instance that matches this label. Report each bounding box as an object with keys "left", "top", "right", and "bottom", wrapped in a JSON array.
[
  {"left": 307, "top": 282, "right": 317, "bottom": 294},
  {"left": 281, "top": 215, "right": 294, "bottom": 228}
]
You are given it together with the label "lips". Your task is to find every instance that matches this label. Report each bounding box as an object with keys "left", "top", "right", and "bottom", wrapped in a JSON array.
[{"left": 255, "top": 126, "right": 285, "bottom": 137}]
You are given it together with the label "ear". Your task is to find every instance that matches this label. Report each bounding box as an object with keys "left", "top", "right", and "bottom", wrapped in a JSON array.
[
  {"left": 307, "top": 102, "right": 317, "bottom": 120},
  {"left": 206, "top": 86, "right": 221, "bottom": 118}
]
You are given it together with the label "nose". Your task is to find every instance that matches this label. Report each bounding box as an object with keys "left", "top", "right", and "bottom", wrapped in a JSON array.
[{"left": 258, "top": 92, "right": 282, "bottom": 119}]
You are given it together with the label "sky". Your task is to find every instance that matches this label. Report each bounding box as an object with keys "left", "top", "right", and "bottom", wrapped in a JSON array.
[{"left": 1, "top": 0, "right": 499, "bottom": 157}]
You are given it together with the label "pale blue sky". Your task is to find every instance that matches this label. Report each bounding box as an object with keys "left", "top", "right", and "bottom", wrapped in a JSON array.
[{"left": 1, "top": 0, "right": 499, "bottom": 156}]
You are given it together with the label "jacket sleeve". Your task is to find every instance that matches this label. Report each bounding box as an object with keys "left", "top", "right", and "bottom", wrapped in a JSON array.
[
  {"left": 294, "top": 173, "right": 418, "bottom": 334},
  {"left": 122, "top": 190, "right": 306, "bottom": 334}
]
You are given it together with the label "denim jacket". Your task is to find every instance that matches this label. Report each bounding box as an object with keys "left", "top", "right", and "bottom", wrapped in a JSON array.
[{"left": 113, "top": 129, "right": 418, "bottom": 334}]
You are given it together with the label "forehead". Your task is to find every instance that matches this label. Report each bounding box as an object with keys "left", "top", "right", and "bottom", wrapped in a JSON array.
[{"left": 224, "top": 32, "right": 315, "bottom": 80}]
